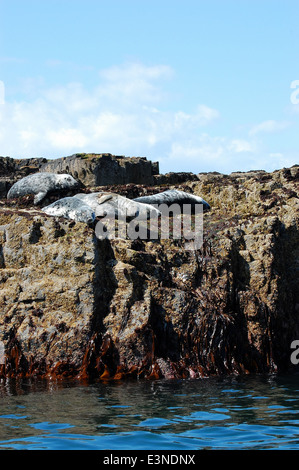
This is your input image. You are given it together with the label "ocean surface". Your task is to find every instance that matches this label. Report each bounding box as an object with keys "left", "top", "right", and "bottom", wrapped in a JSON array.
[{"left": 0, "top": 373, "right": 299, "bottom": 450}]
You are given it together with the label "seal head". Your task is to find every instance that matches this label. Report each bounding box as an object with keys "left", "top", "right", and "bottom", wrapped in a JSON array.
[{"left": 43, "top": 197, "right": 95, "bottom": 224}]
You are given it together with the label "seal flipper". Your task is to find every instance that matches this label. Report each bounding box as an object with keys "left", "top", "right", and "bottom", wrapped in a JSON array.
[
  {"left": 97, "top": 194, "right": 114, "bottom": 204},
  {"left": 34, "top": 191, "right": 47, "bottom": 205}
]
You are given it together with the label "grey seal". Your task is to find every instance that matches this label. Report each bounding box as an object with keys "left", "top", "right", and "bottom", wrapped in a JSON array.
[
  {"left": 74, "top": 192, "right": 161, "bottom": 220},
  {"left": 133, "top": 189, "right": 210, "bottom": 211},
  {"left": 43, "top": 197, "right": 95, "bottom": 224},
  {"left": 7, "top": 172, "right": 80, "bottom": 205}
]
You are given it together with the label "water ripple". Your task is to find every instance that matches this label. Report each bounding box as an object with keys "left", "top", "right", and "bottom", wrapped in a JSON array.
[{"left": 0, "top": 374, "right": 299, "bottom": 450}]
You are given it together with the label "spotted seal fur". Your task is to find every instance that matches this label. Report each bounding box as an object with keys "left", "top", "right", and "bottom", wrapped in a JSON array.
[
  {"left": 43, "top": 197, "right": 95, "bottom": 224},
  {"left": 74, "top": 192, "right": 161, "bottom": 220},
  {"left": 133, "top": 189, "right": 210, "bottom": 211},
  {"left": 7, "top": 172, "right": 80, "bottom": 205}
]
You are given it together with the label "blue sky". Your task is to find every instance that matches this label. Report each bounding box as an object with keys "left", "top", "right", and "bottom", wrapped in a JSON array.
[{"left": 0, "top": 0, "right": 298, "bottom": 174}]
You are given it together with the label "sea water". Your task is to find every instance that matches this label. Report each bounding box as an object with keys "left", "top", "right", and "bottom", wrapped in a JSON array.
[{"left": 0, "top": 373, "right": 299, "bottom": 450}]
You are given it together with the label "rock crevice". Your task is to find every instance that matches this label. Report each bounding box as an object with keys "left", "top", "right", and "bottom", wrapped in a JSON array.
[{"left": 0, "top": 163, "right": 298, "bottom": 380}]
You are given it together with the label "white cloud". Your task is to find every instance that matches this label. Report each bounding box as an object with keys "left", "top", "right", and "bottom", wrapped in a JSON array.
[
  {"left": 173, "top": 105, "right": 219, "bottom": 131},
  {"left": 228, "top": 139, "right": 254, "bottom": 153},
  {"left": 267, "top": 152, "right": 298, "bottom": 170},
  {"left": 165, "top": 135, "right": 257, "bottom": 173},
  {"left": 0, "top": 62, "right": 297, "bottom": 173},
  {"left": 99, "top": 62, "right": 173, "bottom": 82},
  {"left": 0, "top": 62, "right": 220, "bottom": 160},
  {"left": 269, "top": 152, "right": 283, "bottom": 159},
  {"left": 196, "top": 104, "right": 220, "bottom": 123},
  {"left": 249, "top": 119, "right": 290, "bottom": 136},
  {"left": 47, "top": 128, "right": 88, "bottom": 149},
  {"left": 96, "top": 62, "right": 174, "bottom": 109}
]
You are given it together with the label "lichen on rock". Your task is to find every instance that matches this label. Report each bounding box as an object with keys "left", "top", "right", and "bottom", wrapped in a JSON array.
[{"left": 0, "top": 160, "right": 298, "bottom": 380}]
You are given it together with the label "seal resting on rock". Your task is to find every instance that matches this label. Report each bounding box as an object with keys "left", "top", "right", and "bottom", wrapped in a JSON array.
[
  {"left": 7, "top": 172, "right": 80, "bottom": 205},
  {"left": 41, "top": 189, "right": 210, "bottom": 225},
  {"left": 133, "top": 189, "right": 210, "bottom": 211},
  {"left": 43, "top": 197, "right": 95, "bottom": 224},
  {"left": 74, "top": 192, "right": 161, "bottom": 220}
]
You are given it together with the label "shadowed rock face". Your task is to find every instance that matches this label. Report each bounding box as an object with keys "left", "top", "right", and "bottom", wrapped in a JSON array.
[
  {"left": 0, "top": 154, "right": 159, "bottom": 198},
  {"left": 40, "top": 153, "right": 159, "bottom": 187},
  {"left": 0, "top": 157, "right": 47, "bottom": 198},
  {"left": 0, "top": 164, "right": 298, "bottom": 380}
]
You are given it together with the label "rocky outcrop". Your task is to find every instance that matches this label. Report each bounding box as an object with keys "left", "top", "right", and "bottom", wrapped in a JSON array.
[
  {"left": 40, "top": 153, "right": 159, "bottom": 187},
  {"left": 0, "top": 164, "right": 298, "bottom": 380},
  {"left": 0, "top": 157, "right": 47, "bottom": 198},
  {"left": 153, "top": 171, "right": 199, "bottom": 185},
  {"left": 0, "top": 154, "right": 159, "bottom": 198}
]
